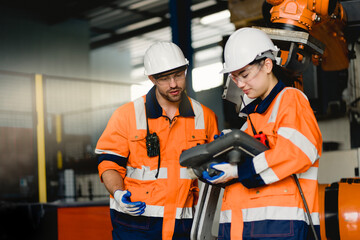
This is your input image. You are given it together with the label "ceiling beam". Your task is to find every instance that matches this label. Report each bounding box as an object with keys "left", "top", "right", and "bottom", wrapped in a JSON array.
[
  {"left": 90, "top": 20, "right": 171, "bottom": 49},
  {"left": 90, "top": 1, "right": 228, "bottom": 49}
]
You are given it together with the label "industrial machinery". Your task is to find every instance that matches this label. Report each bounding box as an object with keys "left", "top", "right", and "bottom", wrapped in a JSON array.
[
  {"left": 319, "top": 178, "right": 360, "bottom": 239},
  {"left": 266, "top": 0, "right": 349, "bottom": 72}
]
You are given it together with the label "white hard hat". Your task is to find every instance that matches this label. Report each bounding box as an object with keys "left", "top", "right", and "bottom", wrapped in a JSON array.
[
  {"left": 221, "top": 27, "right": 279, "bottom": 74},
  {"left": 144, "top": 42, "right": 189, "bottom": 76}
]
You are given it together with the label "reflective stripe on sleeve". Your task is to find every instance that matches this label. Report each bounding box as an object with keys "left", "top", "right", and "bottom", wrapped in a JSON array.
[
  {"left": 252, "top": 137, "right": 319, "bottom": 184},
  {"left": 190, "top": 98, "right": 205, "bottom": 130},
  {"left": 242, "top": 206, "right": 320, "bottom": 225},
  {"left": 259, "top": 168, "right": 279, "bottom": 184},
  {"left": 126, "top": 166, "right": 167, "bottom": 180},
  {"left": 253, "top": 152, "right": 268, "bottom": 174},
  {"left": 253, "top": 152, "right": 279, "bottom": 184},
  {"left": 95, "top": 149, "right": 126, "bottom": 157},
  {"left": 298, "top": 166, "right": 318, "bottom": 180},
  {"left": 219, "top": 210, "right": 232, "bottom": 224},
  {"left": 278, "top": 127, "right": 319, "bottom": 164},
  {"left": 110, "top": 198, "right": 193, "bottom": 219},
  {"left": 133, "top": 97, "right": 147, "bottom": 130}
]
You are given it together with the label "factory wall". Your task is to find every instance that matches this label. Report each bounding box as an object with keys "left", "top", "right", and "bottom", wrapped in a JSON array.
[
  {"left": 0, "top": 11, "right": 133, "bottom": 203},
  {"left": 90, "top": 46, "right": 132, "bottom": 83},
  {"left": 0, "top": 10, "right": 90, "bottom": 78}
]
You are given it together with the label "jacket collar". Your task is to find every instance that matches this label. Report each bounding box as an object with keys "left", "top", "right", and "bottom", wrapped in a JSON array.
[
  {"left": 241, "top": 80, "right": 286, "bottom": 114},
  {"left": 145, "top": 86, "right": 195, "bottom": 118}
]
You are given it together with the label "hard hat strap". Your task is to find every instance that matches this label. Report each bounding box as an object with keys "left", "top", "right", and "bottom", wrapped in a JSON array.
[{"left": 255, "top": 50, "right": 276, "bottom": 61}]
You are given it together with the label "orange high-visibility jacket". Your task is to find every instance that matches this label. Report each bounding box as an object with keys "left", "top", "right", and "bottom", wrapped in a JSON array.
[
  {"left": 219, "top": 83, "right": 322, "bottom": 239},
  {"left": 96, "top": 86, "right": 219, "bottom": 240}
]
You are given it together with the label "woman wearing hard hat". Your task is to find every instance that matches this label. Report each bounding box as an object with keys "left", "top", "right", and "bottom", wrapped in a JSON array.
[
  {"left": 95, "top": 41, "right": 219, "bottom": 240},
  {"left": 202, "top": 27, "right": 322, "bottom": 240}
]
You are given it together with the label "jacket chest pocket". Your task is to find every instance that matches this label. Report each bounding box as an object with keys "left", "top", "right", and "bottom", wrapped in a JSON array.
[
  {"left": 129, "top": 131, "right": 147, "bottom": 149},
  {"left": 128, "top": 131, "right": 150, "bottom": 166},
  {"left": 185, "top": 130, "right": 208, "bottom": 149}
]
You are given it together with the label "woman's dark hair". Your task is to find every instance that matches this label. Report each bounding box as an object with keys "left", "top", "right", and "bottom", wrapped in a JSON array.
[
  {"left": 272, "top": 63, "right": 300, "bottom": 87},
  {"left": 249, "top": 58, "right": 299, "bottom": 87}
]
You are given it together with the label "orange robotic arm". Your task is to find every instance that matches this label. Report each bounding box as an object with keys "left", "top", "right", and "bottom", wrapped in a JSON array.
[
  {"left": 266, "top": 0, "right": 348, "bottom": 71},
  {"left": 267, "top": 0, "right": 338, "bottom": 31}
]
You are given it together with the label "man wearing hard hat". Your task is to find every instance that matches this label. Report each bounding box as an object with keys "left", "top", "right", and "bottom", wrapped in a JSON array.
[
  {"left": 95, "top": 42, "right": 219, "bottom": 240},
  {"left": 202, "top": 28, "right": 322, "bottom": 240}
]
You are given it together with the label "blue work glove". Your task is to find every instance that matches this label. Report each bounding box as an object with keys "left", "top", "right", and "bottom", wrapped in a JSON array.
[
  {"left": 214, "top": 132, "right": 224, "bottom": 140},
  {"left": 202, "top": 162, "right": 238, "bottom": 184},
  {"left": 214, "top": 129, "right": 232, "bottom": 140},
  {"left": 114, "top": 190, "right": 146, "bottom": 216}
]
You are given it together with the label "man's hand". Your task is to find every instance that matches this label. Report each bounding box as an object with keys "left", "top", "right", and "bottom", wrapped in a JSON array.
[
  {"left": 114, "top": 190, "right": 146, "bottom": 216},
  {"left": 202, "top": 162, "right": 238, "bottom": 184}
]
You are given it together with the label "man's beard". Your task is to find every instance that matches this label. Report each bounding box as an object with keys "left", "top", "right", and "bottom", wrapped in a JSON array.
[{"left": 159, "top": 88, "right": 184, "bottom": 103}]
